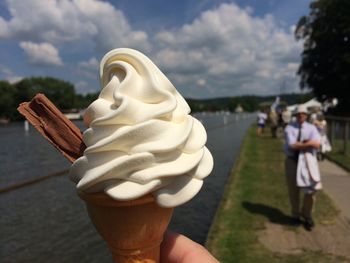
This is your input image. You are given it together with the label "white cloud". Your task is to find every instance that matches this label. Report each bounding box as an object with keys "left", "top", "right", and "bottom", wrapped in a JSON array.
[
  {"left": 76, "top": 57, "right": 99, "bottom": 79},
  {"left": 79, "top": 57, "right": 99, "bottom": 70},
  {"left": 197, "top": 79, "right": 206, "bottom": 86},
  {"left": 7, "top": 75, "right": 23, "bottom": 84},
  {"left": 19, "top": 41, "right": 63, "bottom": 66},
  {"left": 152, "top": 3, "right": 302, "bottom": 97},
  {"left": 0, "top": 64, "right": 23, "bottom": 83},
  {"left": 0, "top": 1, "right": 302, "bottom": 96},
  {"left": 0, "top": 17, "right": 8, "bottom": 36},
  {"left": 0, "top": 0, "right": 150, "bottom": 52},
  {"left": 74, "top": 80, "right": 96, "bottom": 94}
]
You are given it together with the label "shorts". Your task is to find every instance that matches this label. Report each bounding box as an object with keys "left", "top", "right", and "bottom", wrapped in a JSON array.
[{"left": 258, "top": 123, "right": 265, "bottom": 128}]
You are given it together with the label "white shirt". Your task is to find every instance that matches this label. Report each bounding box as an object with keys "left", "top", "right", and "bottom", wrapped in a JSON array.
[
  {"left": 257, "top": 112, "right": 267, "bottom": 125},
  {"left": 284, "top": 121, "right": 321, "bottom": 158}
]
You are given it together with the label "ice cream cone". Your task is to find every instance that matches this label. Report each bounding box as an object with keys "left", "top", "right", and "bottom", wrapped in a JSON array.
[{"left": 78, "top": 191, "right": 173, "bottom": 263}]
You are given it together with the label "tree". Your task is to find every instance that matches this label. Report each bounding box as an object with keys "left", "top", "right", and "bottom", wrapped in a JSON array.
[
  {"left": 295, "top": 0, "right": 350, "bottom": 115},
  {"left": 15, "top": 77, "right": 76, "bottom": 109},
  {"left": 0, "top": 81, "right": 16, "bottom": 119}
]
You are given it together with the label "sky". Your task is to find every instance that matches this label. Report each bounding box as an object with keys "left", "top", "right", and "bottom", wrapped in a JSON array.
[{"left": 0, "top": 0, "right": 312, "bottom": 98}]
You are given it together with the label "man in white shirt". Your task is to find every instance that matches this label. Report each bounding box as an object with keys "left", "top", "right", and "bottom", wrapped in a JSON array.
[{"left": 284, "top": 105, "right": 321, "bottom": 231}]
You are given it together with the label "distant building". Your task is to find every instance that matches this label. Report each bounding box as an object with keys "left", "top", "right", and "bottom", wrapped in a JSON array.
[
  {"left": 287, "top": 98, "right": 322, "bottom": 113},
  {"left": 62, "top": 109, "right": 83, "bottom": 120},
  {"left": 235, "top": 104, "right": 244, "bottom": 113}
]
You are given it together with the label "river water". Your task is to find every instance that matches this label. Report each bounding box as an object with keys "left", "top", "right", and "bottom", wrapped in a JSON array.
[{"left": 0, "top": 112, "right": 253, "bottom": 262}]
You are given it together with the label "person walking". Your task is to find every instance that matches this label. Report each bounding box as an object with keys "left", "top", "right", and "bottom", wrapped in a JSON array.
[
  {"left": 284, "top": 105, "right": 321, "bottom": 231},
  {"left": 256, "top": 109, "right": 267, "bottom": 136}
]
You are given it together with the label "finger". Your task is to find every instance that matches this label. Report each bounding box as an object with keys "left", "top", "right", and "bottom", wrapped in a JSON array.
[{"left": 160, "top": 230, "right": 218, "bottom": 263}]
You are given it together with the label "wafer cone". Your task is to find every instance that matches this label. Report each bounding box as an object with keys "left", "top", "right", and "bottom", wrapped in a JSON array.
[{"left": 78, "top": 191, "right": 173, "bottom": 263}]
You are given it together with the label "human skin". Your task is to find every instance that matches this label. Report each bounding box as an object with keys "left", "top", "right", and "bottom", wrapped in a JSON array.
[
  {"left": 161, "top": 231, "right": 219, "bottom": 263},
  {"left": 290, "top": 112, "right": 321, "bottom": 150}
]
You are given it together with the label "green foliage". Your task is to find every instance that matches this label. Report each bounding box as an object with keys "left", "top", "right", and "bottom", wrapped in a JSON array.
[
  {"left": 73, "top": 92, "right": 99, "bottom": 109},
  {"left": 187, "top": 93, "right": 313, "bottom": 113},
  {"left": 0, "top": 81, "right": 17, "bottom": 119},
  {"left": 15, "top": 77, "right": 76, "bottom": 109},
  {"left": 326, "top": 152, "right": 350, "bottom": 172},
  {"left": 0, "top": 77, "right": 100, "bottom": 121},
  {"left": 296, "top": 0, "right": 350, "bottom": 115}
]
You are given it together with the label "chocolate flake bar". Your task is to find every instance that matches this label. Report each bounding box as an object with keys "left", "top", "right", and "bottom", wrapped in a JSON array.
[{"left": 17, "top": 93, "right": 86, "bottom": 163}]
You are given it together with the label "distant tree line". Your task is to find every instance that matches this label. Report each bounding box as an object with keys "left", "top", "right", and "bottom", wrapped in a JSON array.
[
  {"left": 0, "top": 77, "right": 98, "bottom": 121},
  {"left": 187, "top": 93, "right": 314, "bottom": 113},
  {"left": 0, "top": 76, "right": 314, "bottom": 121}
]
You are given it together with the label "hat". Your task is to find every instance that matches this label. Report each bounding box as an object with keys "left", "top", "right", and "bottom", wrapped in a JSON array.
[{"left": 296, "top": 104, "right": 308, "bottom": 114}]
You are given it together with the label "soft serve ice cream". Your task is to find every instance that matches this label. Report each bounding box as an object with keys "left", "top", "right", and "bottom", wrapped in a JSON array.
[{"left": 70, "top": 48, "right": 213, "bottom": 207}]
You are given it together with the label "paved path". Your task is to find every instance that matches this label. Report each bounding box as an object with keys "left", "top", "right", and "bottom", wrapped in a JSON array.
[{"left": 319, "top": 159, "right": 350, "bottom": 221}]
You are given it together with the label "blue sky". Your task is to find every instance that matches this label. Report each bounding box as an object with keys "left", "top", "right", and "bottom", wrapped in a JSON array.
[{"left": 0, "top": 0, "right": 312, "bottom": 98}]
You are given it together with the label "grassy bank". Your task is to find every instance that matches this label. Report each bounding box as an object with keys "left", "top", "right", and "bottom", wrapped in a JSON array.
[
  {"left": 326, "top": 152, "right": 350, "bottom": 172},
  {"left": 206, "top": 126, "right": 339, "bottom": 263}
]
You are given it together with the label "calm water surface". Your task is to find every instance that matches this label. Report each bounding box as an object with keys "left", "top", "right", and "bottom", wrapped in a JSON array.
[{"left": 0, "top": 113, "right": 253, "bottom": 262}]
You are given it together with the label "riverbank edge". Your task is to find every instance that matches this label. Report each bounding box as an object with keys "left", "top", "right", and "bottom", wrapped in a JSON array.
[
  {"left": 204, "top": 125, "right": 249, "bottom": 249},
  {"left": 325, "top": 153, "right": 350, "bottom": 173}
]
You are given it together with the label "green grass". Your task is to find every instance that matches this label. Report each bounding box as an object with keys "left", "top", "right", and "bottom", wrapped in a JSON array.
[
  {"left": 206, "top": 126, "right": 340, "bottom": 263},
  {"left": 326, "top": 152, "right": 350, "bottom": 172},
  {"left": 329, "top": 139, "right": 350, "bottom": 156},
  {"left": 326, "top": 138, "right": 350, "bottom": 172}
]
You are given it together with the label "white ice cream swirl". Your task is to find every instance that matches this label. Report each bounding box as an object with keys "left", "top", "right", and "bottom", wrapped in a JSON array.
[{"left": 70, "top": 48, "right": 213, "bottom": 207}]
